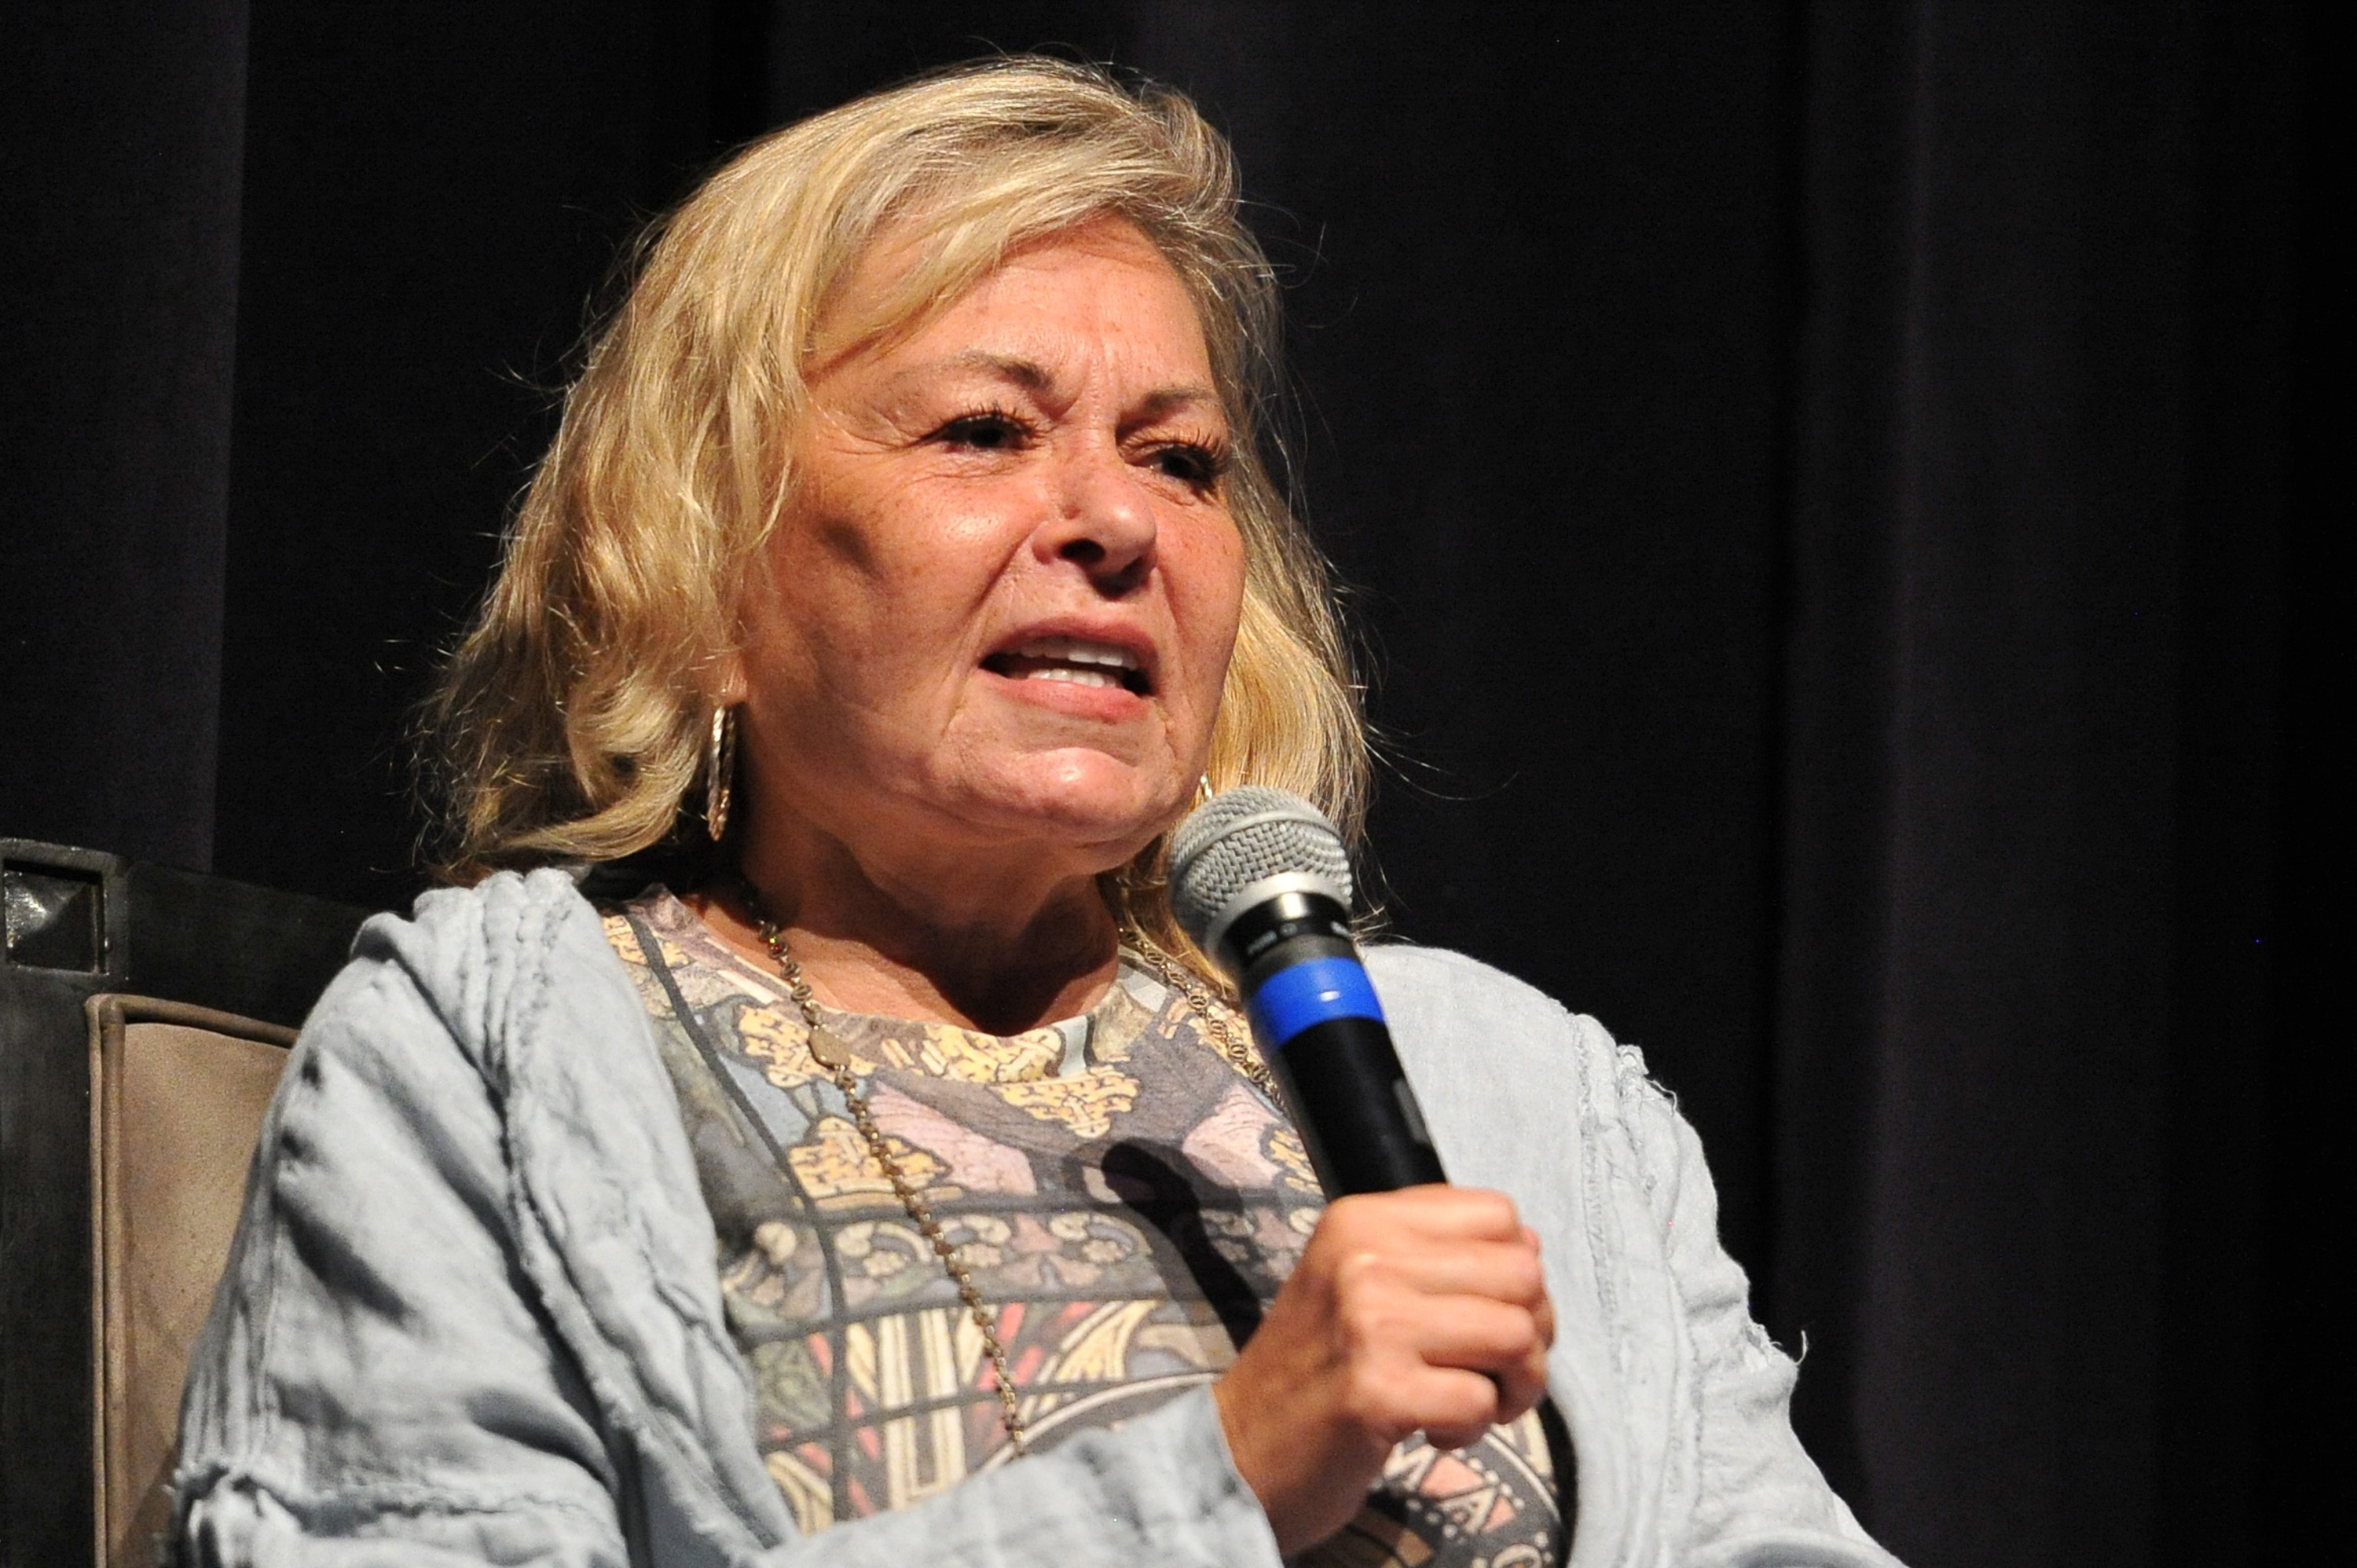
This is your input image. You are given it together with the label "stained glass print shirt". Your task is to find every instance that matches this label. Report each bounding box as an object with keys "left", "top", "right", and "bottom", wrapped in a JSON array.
[{"left": 604, "top": 890, "right": 1562, "bottom": 1568}]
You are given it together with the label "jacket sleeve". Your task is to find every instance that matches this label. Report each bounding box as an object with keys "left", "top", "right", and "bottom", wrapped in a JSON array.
[
  {"left": 172, "top": 923, "right": 636, "bottom": 1566},
  {"left": 1609, "top": 1048, "right": 1904, "bottom": 1568},
  {"left": 173, "top": 878, "right": 1281, "bottom": 1568}
]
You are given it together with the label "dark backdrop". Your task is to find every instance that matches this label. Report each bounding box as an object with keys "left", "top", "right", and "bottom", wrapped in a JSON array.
[{"left": 3, "top": 2, "right": 2343, "bottom": 1563}]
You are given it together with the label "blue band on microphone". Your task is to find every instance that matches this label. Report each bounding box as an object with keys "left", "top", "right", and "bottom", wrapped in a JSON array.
[{"left": 1245, "top": 956, "right": 1387, "bottom": 1049}]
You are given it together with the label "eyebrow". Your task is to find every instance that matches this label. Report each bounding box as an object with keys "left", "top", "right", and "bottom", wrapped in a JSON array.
[
  {"left": 912, "top": 350, "right": 1222, "bottom": 417},
  {"left": 934, "top": 350, "right": 1054, "bottom": 390}
]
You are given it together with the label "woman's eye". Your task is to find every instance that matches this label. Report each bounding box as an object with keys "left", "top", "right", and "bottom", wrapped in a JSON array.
[
  {"left": 1153, "top": 443, "right": 1226, "bottom": 487},
  {"left": 938, "top": 413, "right": 1028, "bottom": 451}
]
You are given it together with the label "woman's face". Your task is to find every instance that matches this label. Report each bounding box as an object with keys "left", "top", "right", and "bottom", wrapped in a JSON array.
[{"left": 731, "top": 218, "right": 1247, "bottom": 891}]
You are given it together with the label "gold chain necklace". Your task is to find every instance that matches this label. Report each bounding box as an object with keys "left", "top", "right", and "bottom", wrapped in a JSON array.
[
  {"left": 730, "top": 879, "right": 1277, "bottom": 1460},
  {"left": 1127, "top": 941, "right": 1284, "bottom": 1105},
  {"left": 735, "top": 881, "right": 1028, "bottom": 1456}
]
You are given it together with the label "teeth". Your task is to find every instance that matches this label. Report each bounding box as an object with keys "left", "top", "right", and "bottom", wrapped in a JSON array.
[
  {"left": 1025, "top": 666, "right": 1119, "bottom": 688},
  {"left": 1009, "top": 636, "right": 1141, "bottom": 670}
]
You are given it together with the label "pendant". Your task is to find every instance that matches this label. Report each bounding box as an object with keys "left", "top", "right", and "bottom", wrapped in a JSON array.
[{"left": 805, "top": 1023, "right": 855, "bottom": 1071}]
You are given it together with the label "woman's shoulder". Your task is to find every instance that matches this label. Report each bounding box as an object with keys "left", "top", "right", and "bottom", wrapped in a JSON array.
[
  {"left": 1364, "top": 941, "right": 1674, "bottom": 1132},
  {"left": 365, "top": 864, "right": 600, "bottom": 966},
  {"left": 345, "top": 866, "right": 603, "bottom": 995},
  {"left": 1362, "top": 940, "right": 1570, "bottom": 1020},
  {"left": 294, "top": 865, "right": 706, "bottom": 1264},
  {"left": 1364, "top": 941, "right": 1607, "bottom": 1064},
  {"left": 306, "top": 866, "right": 623, "bottom": 1075}
]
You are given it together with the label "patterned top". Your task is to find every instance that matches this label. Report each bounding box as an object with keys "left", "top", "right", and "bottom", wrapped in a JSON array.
[{"left": 603, "top": 889, "right": 1562, "bottom": 1567}]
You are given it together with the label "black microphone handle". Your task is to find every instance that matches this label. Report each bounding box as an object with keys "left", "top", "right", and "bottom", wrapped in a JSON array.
[{"left": 1263, "top": 1013, "right": 1448, "bottom": 1195}]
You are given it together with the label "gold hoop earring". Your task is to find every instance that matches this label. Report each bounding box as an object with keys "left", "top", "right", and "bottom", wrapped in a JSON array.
[
  {"left": 705, "top": 705, "right": 739, "bottom": 842},
  {"left": 1193, "top": 773, "right": 1215, "bottom": 810}
]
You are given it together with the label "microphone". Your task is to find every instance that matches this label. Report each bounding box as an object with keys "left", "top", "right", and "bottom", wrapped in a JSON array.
[{"left": 1168, "top": 787, "right": 1447, "bottom": 1196}]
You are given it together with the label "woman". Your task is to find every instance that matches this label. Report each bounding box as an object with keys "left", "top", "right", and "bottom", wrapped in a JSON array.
[{"left": 174, "top": 59, "right": 1897, "bottom": 1568}]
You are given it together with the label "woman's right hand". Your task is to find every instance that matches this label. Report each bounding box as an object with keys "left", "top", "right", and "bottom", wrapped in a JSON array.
[{"left": 1211, "top": 1185, "right": 1556, "bottom": 1555}]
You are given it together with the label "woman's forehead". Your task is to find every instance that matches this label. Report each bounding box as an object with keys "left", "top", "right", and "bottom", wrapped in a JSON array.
[{"left": 808, "top": 214, "right": 1202, "bottom": 380}]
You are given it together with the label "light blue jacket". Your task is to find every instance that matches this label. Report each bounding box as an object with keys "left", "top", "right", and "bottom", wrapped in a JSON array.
[{"left": 172, "top": 870, "right": 1899, "bottom": 1568}]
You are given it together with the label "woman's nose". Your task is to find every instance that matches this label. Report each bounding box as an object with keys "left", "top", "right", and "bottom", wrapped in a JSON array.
[{"left": 1037, "top": 441, "right": 1157, "bottom": 591}]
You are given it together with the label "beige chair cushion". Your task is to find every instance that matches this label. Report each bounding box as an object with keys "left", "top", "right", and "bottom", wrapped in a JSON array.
[{"left": 89, "top": 995, "right": 293, "bottom": 1568}]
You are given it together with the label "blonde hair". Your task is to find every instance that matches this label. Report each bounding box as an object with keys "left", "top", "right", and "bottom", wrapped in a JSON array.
[{"left": 424, "top": 57, "right": 1368, "bottom": 965}]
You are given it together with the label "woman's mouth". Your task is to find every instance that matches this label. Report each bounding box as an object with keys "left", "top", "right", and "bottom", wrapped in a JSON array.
[{"left": 981, "top": 636, "right": 1152, "bottom": 695}]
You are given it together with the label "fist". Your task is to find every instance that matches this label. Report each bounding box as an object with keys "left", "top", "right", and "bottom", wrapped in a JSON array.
[{"left": 1213, "top": 1186, "right": 1555, "bottom": 1555}]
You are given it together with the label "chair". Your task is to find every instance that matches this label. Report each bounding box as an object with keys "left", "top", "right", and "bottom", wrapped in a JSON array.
[
  {"left": 1, "top": 838, "right": 369, "bottom": 1568},
  {"left": 88, "top": 996, "right": 295, "bottom": 1565}
]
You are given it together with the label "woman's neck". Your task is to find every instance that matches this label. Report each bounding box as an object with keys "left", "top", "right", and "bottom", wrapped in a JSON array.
[{"left": 692, "top": 829, "right": 1124, "bottom": 1035}]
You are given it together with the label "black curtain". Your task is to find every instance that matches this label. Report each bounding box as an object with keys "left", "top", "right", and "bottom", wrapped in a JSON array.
[
  {"left": 1776, "top": 6, "right": 2321, "bottom": 1561},
  {"left": 2, "top": 4, "right": 2340, "bottom": 1563},
  {"left": 2, "top": 0, "right": 249, "bottom": 870}
]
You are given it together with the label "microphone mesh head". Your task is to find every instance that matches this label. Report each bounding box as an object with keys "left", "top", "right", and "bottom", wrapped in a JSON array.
[{"left": 1168, "top": 786, "right": 1354, "bottom": 951}]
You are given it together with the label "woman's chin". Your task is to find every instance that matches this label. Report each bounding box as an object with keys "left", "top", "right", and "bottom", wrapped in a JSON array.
[{"left": 959, "top": 758, "right": 1186, "bottom": 859}]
